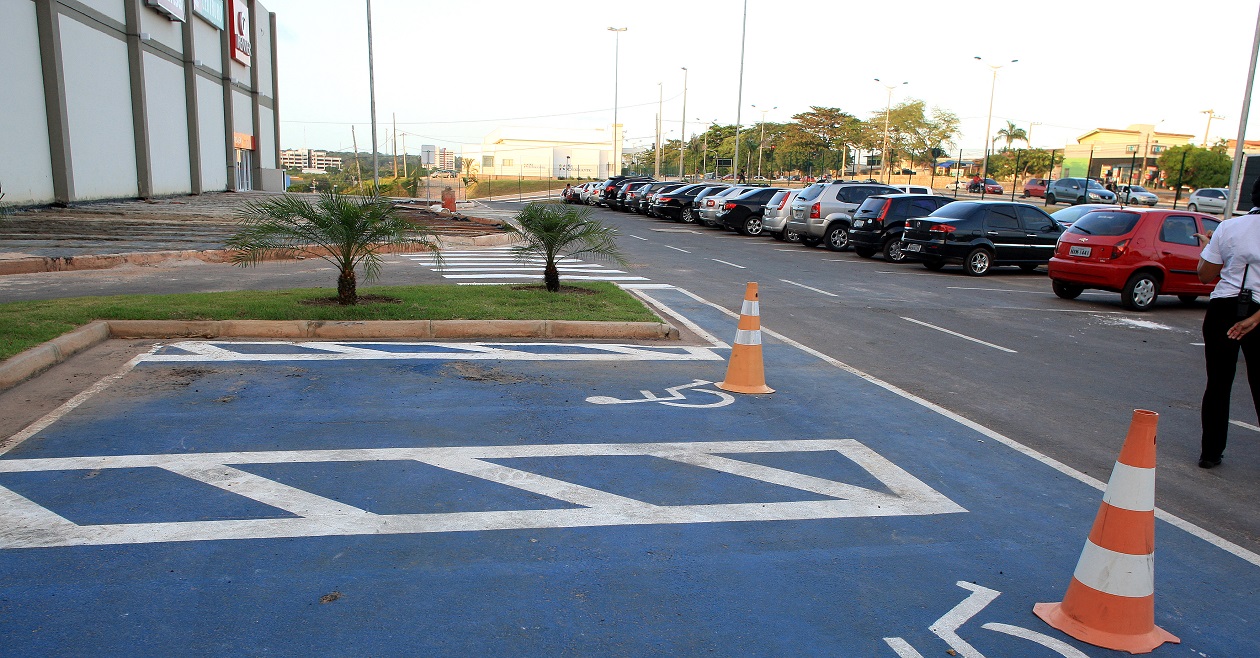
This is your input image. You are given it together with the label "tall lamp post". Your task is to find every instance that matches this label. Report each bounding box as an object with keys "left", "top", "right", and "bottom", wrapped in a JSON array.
[
  {"left": 608, "top": 27, "right": 627, "bottom": 178},
  {"left": 874, "top": 79, "right": 907, "bottom": 184},
  {"left": 975, "top": 57, "right": 1017, "bottom": 199},
  {"left": 1226, "top": 5, "right": 1260, "bottom": 216},
  {"left": 366, "top": 0, "right": 380, "bottom": 188},
  {"left": 731, "top": 0, "right": 749, "bottom": 183},
  {"left": 752, "top": 104, "right": 776, "bottom": 179},
  {"left": 679, "top": 67, "right": 688, "bottom": 181}
]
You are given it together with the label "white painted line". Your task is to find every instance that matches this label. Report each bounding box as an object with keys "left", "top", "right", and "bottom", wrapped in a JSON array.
[
  {"left": 710, "top": 259, "right": 746, "bottom": 269},
  {"left": 980, "top": 623, "right": 1090, "bottom": 658},
  {"left": 0, "top": 346, "right": 155, "bottom": 456},
  {"left": 947, "top": 286, "right": 1047, "bottom": 294},
  {"left": 1230, "top": 419, "right": 1260, "bottom": 432},
  {"left": 773, "top": 248, "right": 807, "bottom": 253},
  {"left": 780, "top": 279, "right": 838, "bottom": 297},
  {"left": 928, "top": 581, "right": 1000, "bottom": 658},
  {"left": 440, "top": 268, "right": 624, "bottom": 274},
  {"left": 628, "top": 234, "right": 648, "bottom": 241},
  {"left": 823, "top": 259, "right": 879, "bottom": 264},
  {"left": 140, "top": 342, "right": 724, "bottom": 363},
  {"left": 901, "top": 317, "right": 1018, "bottom": 353},
  {"left": 664, "top": 245, "right": 691, "bottom": 253},
  {"left": 624, "top": 288, "right": 728, "bottom": 349},
  {"left": 0, "top": 439, "right": 964, "bottom": 548},
  {"left": 457, "top": 282, "right": 513, "bottom": 286},
  {"left": 654, "top": 287, "right": 1260, "bottom": 568},
  {"left": 882, "top": 638, "right": 926, "bottom": 658},
  {"left": 442, "top": 274, "right": 648, "bottom": 281},
  {"left": 1191, "top": 342, "right": 1206, "bottom": 346},
  {"left": 619, "top": 283, "right": 676, "bottom": 290}
]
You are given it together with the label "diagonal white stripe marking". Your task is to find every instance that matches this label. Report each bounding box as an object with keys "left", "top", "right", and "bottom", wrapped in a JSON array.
[
  {"left": 901, "top": 317, "right": 1017, "bottom": 353},
  {"left": 710, "top": 259, "right": 746, "bottom": 269},
  {"left": 780, "top": 279, "right": 838, "bottom": 297}
]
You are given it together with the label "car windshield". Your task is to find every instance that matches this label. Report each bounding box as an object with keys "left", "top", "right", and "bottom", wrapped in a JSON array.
[
  {"left": 1066, "top": 211, "right": 1141, "bottom": 236},
  {"left": 1051, "top": 205, "right": 1101, "bottom": 224},
  {"left": 795, "top": 184, "right": 826, "bottom": 202},
  {"left": 1086, "top": 180, "right": 1106, "bottom": 190},
  {"left": 767, "top": 191, "right": 788, "bottom": 206},
  {"left": 984, "top": 179, "right": 998, "bottom": 184},
  {"left": 928, "top": 202, "right": 979, "bottom": 220},
  {"left": 1129, "top": 185, "right": 1149, "bottom": 193}
]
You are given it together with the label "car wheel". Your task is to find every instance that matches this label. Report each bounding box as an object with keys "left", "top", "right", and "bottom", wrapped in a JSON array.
[
  {"left": 680, "top": 207, "right": 696, "bottom": 224},
  {"left": 1045, "top": 193, "right": 1057, "bottom": 205},
  {"left": 1021, "top": 191, "right": 1029, "bottom": 198},
  {"left": 923, "top": 261, "right": 945, "bottom": 271},
  {"left": 742, "top": 216, "right": 764, "bottom": 236},
  {"left": 824, "top": 224, "right": 850, "bottom": 251},
  {"left": 800, "top": 236, "right": 821, "bottom": 248},
  {"left": 884, "top": 239, "right": 907, "bottom": 263},
  {"left": 1121, "top": 271, "right": 1160, "bottom": 311},
  {"left": 964, "top": 247, "right": 993, "bottom": 276},
  {"left": 1052, "top": 280, "right": 1084, "bottom": 299},
  {"left": 1075, "top": 196, "right": 1086, "bottom": 205},
  {"left": 1018, "top": 263, "right": 1039, "bottom": 272},
  {"left": 1188, "top": 203, "right": 1198, "bottom": 212},
  {"left": 854, "top": 247, "right": 876, "bottom": 258},
  {"left": 1178, "top": 294, "right": 1200, "bottom": 304},
  {"left": 784, "top": 228, "right": 802, "bottom": 243}
]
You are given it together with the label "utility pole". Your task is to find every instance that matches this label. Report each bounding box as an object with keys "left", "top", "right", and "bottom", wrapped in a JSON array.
[
  {"left": 392, "top": 113, "right": 398, "bottom": 178},
  {"left": 655, "top": 82, "right": 663, "bottom": 178},
  {"left": 401, "top": 132, "right": 407, "bottom": 178},
  {"left": 679, "top": 67, "right": 688, "bottom": 181},
  {"left": 732, "top": 0, "right": 748, "bottom": 184},
  {"left": 351, "top": 125, "right": 362, "bottom": 186},
  {"left": 1226, "top": 5, "right": 1260, "bottom": 215},
  {"left": 1202, "top": 109, "right": 1224, "bottom": 147},
  {"left": 366, "top": 0, "right": 379, "bottom": 188}
]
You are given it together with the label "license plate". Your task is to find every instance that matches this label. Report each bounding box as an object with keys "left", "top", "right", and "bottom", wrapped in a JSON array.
[
  {"left": 904, "top": 243, "right": 922, "bottom": 253},
  {"left": 1069, "top": 245, "right": 1092, "bottom": 257}
]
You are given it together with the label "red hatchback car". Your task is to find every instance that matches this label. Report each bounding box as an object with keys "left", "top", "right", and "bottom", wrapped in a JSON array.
[
  {"left": 1022, "top": 177, "right": 1049, "bottom": 198},
  {"left": 1048, "top": 208, "right": 1221, "bottom": 311}
]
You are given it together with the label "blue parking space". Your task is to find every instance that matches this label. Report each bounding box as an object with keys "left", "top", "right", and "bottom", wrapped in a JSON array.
[{"left": 0, "top": 287, "right": 1257, "bottom": 656}]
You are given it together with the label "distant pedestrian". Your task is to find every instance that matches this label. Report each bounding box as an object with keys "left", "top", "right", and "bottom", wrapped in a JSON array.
[
  {"left": 738, "top": 169, "right": 747, "bottom": 184},
  {"left": 1194, "top": 176, "right": 1260, "bottom": 469}
]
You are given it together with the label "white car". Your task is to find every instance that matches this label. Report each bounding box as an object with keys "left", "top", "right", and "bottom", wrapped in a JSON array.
[
  {"left": 1187, "top": 188, "right": 1229, "bottom": 214},
  {"left": 1118, "top": 185, "right": 1159, "bottom": 207},
  {"left": 896, "top": 184, "right": 936, "bottom": 195}
]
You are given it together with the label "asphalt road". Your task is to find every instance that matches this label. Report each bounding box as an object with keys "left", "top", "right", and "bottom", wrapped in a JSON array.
[{"left": 0, "top": 196, "right": 1255, "bottom": 558}]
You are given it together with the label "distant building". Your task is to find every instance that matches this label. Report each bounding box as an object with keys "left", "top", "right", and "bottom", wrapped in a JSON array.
[
  {"left": 1061, "top": 124, "right": 1195, "bottom": 183},
  {"left": 421, "top": 144, "right": 436, "bottom": 167},
  {"left": 281, "top": 149, "right": 342, "bottom": 172},
  {"left": 460, "top": 126, "right": 620, "bottom": 179},
  {"left": 436, "top": 148, "right": 456, "bottom": 171}
]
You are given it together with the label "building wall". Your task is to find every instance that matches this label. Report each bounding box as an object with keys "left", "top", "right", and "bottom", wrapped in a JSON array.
[
  {"left": 0, "top": 1, "right": 55, "bottom": 204},
  {"left": 5, "top": 0, "right": 281, "bottom": 205}
]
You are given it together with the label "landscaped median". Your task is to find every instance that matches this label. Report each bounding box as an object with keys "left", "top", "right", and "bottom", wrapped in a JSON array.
[{"left": 0, "top": 283, "right": 676, "bottom": 390}]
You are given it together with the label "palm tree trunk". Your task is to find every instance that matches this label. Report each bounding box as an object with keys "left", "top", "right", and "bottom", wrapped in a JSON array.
[
  {"left": 543, "top": 261, "right": 560, "bottom": 292},
  {"left": 338, "top": 267, "right": 357, "bottom": 305}
]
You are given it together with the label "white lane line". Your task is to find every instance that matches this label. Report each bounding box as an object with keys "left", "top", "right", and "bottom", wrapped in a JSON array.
[
  {"left": 947, "top": 286, "right": 1045, "bottom": 294},
  {"left": 664, "top": 245, "right": 691, "bottom": 253},
  {"left": 774, "top": 248, "right": 808, "bottom": 253},
  {"left": 901, "top": 317, "right": 1017, "bottom": 353},
  {"left": 654, "top": 287, "right": 1260, "bottom": 568},
  {"left": 1191, "top": 342, "right": 1206, "bottom": 346},
  {"left": 882, "top": 638, "right": 926, "bottom": 658},
  {"left": 710, "top": 259, "right": 746, "bottom": 269},
  {"left": 823, "top": 259, "right": 880, "bottom": 264},
  {"left": 442, "top": 274, "right": 649, "bottom": 281},
  {"left": 624, "top": 287, "right": 728, "bottom": 348},
  {"left": 440, "top": 268, "right": 624, "bottom": 273},
  {"left": 780, "top": 279, "right": 839, "bottom": 297},
  {"left": 628, "top": 234, "right": 649, "bottom": 241},
  {"left": 1230, "top": 419, "right": 1260, "bottom": 432},
  {"left": 981, "top": 623, "right": 1090, "bottom": 658}
]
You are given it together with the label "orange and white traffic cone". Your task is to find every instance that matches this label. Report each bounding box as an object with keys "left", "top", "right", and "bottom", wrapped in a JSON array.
[
  {"left": 1034, "top": 409, "right": 1179, "bottom": 654},
  {"left": 716, "top": 282, "right": 774, "bottom": 395}
]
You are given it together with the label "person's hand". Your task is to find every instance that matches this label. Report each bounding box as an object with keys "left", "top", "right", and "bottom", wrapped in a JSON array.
[
  {"left": 1194, "top": 230, "right": 1213, "bottom": 246},
  {"left": 1228, "top": 312, "right": 1260, "bottom": 340}
]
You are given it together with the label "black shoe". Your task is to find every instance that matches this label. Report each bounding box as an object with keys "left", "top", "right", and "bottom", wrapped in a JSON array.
[{"left": 1198, "top": 457, "right": 1222, "bottom": 469}]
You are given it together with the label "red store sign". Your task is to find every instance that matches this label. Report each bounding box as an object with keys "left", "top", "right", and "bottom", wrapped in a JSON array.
[{"left": 229, "top": 0, "right": 252, "bottom": 66}]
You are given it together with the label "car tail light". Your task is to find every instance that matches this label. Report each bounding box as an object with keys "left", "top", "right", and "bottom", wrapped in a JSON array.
[
  {"left": 706, "top": 200, "right": 714, "bottom": 207},
  {"left": 1110, "top": 239, "right": 1130, "bottom": 260},
  {"left": 777, "top": 195, "right": 791, "bottom": 210},
  {"left": 659, "top": 197, "right": 673, "bottom": 203},
  {"left": 724, "top": 202, "right": 737, "bottom": 210},
  {"left": 809, "top": 202, "right": 821, "bottom": 219},
  {"left": 928, "top": 223, "right": 956, "bottom": 233},
  {"left": 875, "top": 202, "right": 892, "bottom": 225}
]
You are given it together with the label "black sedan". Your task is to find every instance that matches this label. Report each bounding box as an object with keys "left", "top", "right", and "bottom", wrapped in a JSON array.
[
  {"left": 899, "top": 200, "right": 1063, "bottom": 275},
  {"left": 715, "top": 187, "right": 785, "bottom": 236}
]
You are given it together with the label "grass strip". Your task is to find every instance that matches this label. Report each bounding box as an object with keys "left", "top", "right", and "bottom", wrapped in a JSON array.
[{"left": 0, "top": 283, "right": 659, "bottom": 361}]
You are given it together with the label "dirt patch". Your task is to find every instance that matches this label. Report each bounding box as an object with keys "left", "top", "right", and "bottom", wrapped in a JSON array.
[
  {"left": 319, "top": 591, "right": 342, "bottom": 604},
  {"left": 443, "top": 362, "right": 527, "bottom": 384},
  {"left": 165, "top": 367, "right": 217, "bottom": 386},
  {"left": 298, "top": 294, "right": 403, "bottom": 307},
  {"left": 509, "top": 285, "right": 598, "bottom": 296}
]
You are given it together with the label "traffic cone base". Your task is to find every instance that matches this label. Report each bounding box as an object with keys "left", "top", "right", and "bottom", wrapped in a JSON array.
[
  {"left": 717, "top": 283, "right": 773, "bottom": 394},
  {"left": 1035, "top": 409, "right": 1179, "bottom": 654}
]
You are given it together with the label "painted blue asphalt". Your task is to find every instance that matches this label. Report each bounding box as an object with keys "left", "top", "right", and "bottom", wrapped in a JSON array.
[{"left": 0, "top": 287, "right": 1256, "bottom": 656}]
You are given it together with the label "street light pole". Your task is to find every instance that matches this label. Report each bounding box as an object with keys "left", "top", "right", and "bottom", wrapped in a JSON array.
[
  {"left": 1226, "top": 4, "right": 1260, "bottom": 216},
  {"left": 655, "top": 82, "right": 663, "bottom": 178},
  {"left": 366, "top": 0, "right": 380, "bottom": 188},
  {"left": 731, "top": 0, "right": 748, "bottom": 184},
  {"left": 975, "top": 57, "right": 1017, "bottom": 199},
  {"left": 679, "top": 68, "right": 688, "bottom": 181},
  {"left": 875, "top": 79, "right": 907, "bottom": 184},
  {"left": 752, "top": 104, "right": 776, "bottom": 179},
  {"left": 608, "top": 27, "right": 627, "bottom": 178},
  {"left": 1202, "top": 109, "right": 1224, "bottom": 147}
]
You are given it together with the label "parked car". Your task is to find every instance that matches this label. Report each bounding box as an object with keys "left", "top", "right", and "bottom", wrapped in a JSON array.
[
  {"left": 430, "top": 170, "right": 457, "bottom": 178},
  {"left": 716, "top": 187, "right": 786, "bottom": 235},
  {"left": 580, "top": 182, "right": 603, "bottom": 205},
  {"left": 900, "top": 200, "right": 1064, "bottom": 275},
  {"left": 849, "top": 194, "right": 955, "bottom": 262},
  {"left": 613, "top": 180, "right": 651, "bottom": 211},
  {"left": 1187, "top": 188, "right": 1229, "bottom": 214},
  {"left": 785, "top": 181, "right": 902, "bottom": 250},
  {"left": 1048, "top": 208, "right": 1221, "bottom": 311},
  {"left": 698, "top": 186, "right": 754, "bottom": 226},
  {"left": 967, "top": 178, "right": 1003, "bottom": 194},
  {"left": 763, "top": 189, "right": 803, "bottom": 242},
  {"left": 1049, "top": 203, "right": 1115, "bottom": 227},
  {"left": 621, "top": 181, "right": 656, "bottom": 213},
  {"left": 896, "top": 184, "right": 936, "bottom": 195},
  {"left": 642, "top": 183, "right": 689, "bottom": 217},
  {"left": 597, "top": 175, "right": 653, "bottom": 206},
  {"left": 634, "top": 182, "right": 681, "bottom": 214},
  {"left": 650, "top": 183, "right": 712, "bottom": 223},
  {"left": 1045, "top": 178, "right": 1117, "bottom": 206},
  {"left": 1022, "top": 178, "right": 1049, "bottom": 198},
  {"left": 1118, "top": 184, "right": 1159, "bottom": 207}
]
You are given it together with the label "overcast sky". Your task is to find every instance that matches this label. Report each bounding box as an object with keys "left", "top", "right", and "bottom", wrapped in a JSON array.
[{"left": 263, "top": 0, "right": 1260, "bottom": 158}]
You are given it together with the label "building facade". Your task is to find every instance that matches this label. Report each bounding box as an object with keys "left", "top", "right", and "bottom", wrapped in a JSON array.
[
  {"left": 460, "top": 127, "right": 619, "bottom": 180},
  {"left": 1, "top": 0, "right": 283, "bottom": 206},
  {"left": 1060, "top": 124, "right": 1195, "bottom": 183},
  {"left": 280, "top": 149, "right": 341, "bottom": 172},
  {"left": 436, "top": 147, "right": 456, "bottom": 172}
]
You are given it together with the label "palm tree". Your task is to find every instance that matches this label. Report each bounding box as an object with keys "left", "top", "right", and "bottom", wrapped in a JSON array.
[
  {"left": 993, "top": 121, "right": 1029, "bottom": 151},
  {"left": 227, "top": 191, "right": 440, "bottom": 305},
  {"left": 508, "top": 203, "right": 626, "bottom": 292}
]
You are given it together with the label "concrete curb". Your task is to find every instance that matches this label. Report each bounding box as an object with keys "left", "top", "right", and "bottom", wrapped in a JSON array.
[
  {"left": 0, "top": 319, "right": 679, "bottom": 392},
  {"left": 0, "top": 233, "right": 521, "bottom": 276}
]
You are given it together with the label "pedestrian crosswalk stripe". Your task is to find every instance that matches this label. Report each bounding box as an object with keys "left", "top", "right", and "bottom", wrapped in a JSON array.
[{"left": 406, "top": 247, "right": 654, "bottom": 285}]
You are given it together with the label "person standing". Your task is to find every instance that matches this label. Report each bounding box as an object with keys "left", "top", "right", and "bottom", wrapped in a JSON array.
[
  {"left": 738, "top": 169, "right": 747, "bottom": 184},
  {"left": 1195, "top": 178, "right": 1260, "bottom": 468}
]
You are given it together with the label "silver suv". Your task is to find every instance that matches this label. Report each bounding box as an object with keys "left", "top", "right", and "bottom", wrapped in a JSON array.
[
  {"left": 763, "top": 189, "right": 802, "bottom": 241},
  {"left": 785, "top": 181, "right": 901, "bottom": 250},
  {"left": 1044, "top": 178, "right": 1117, "bottom": 206},
  {"left": 1187, "top": 188, "right": 1229, "bottom": 214}
]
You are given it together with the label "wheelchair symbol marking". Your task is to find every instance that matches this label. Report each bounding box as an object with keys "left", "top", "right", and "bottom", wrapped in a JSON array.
[{"left": 585, "top": 379, "right": 735, "bottom": 408}]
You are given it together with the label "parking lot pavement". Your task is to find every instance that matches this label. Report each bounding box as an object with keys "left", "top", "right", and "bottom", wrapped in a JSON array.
[{"left": 1, "top": 286, "right": 1258, "bottom": 656}]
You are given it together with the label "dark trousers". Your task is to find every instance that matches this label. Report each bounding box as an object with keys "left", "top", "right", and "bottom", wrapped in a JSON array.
[{"left": 1201, "top": 297, "right": 1260, "bottom": 460}]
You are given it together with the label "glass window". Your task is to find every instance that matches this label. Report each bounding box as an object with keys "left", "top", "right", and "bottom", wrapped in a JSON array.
[
  {"left": 502, "top": 159, "right": 514, "bottom": 167},
  {"left": 1065, "top": 211, "right": 1141, "bottom": 236},
  {"left": 985, "top": 206, "right": 1019, "bottom": 229},
  {"left": 482, "top": 156, "right": 494, "bottom": 167},
  {"left": 1016, "top": 206, "right": 1056, "bottom": 231},
  {"left": 929, "top": 202, "right": 980, "bottom": 220},
  {"left": 908, "top": 199, "right": 938, "bottom": 217},
  {"left": 1159, "top": 216, "right": 1200, "bottom": 245},
  {"left": 796, "top": 184, "right": 825, "bottom": 202},
  {"left": 1086, "top": 179, "right": 1105, "bottom": 190},
  {"left": 1202, "top": 218, "right": 1221, "bottom": 233}
]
